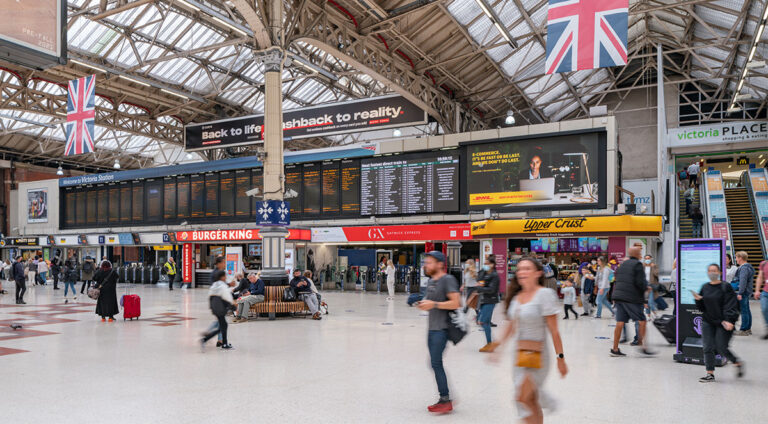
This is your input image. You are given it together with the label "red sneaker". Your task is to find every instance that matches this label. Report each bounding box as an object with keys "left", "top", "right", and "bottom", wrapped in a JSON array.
[{"left": 427, "top": 401, "right": 453, "bottom": 414}]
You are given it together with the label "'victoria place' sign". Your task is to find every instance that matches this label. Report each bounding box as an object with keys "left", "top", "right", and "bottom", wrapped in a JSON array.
[{"left": 668, "top": 121, "right": 768, "bottom": 147}]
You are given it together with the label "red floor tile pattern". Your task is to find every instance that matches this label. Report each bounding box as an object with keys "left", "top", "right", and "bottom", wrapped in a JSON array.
[
  {"left": 141, "top": 312, "right": 196, "bottom": 326},
  {"left": 0, "top": 303, "right": 94, "bottom": 356}
]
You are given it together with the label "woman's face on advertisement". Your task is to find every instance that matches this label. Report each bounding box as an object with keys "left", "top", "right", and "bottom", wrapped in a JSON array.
[{"left": 530, "top": 155, "right": 542, "bottom": 171}]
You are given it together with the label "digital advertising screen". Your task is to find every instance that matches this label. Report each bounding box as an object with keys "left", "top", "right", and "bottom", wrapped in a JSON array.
[
  {"left": 360, "top": 150, "right": 459, "bottom": 216},
  {"left": 27, "top": 187, "right": 48, "bottom": 223},
  {"left": 465, "top": 130, "right": 606, "bottom": 211},
  {"left": 0, "top": 0, "right": 66, "bottom": 69}
]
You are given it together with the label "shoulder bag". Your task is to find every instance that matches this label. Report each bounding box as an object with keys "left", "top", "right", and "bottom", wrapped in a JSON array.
[
  {"left": 513, "top": 305, "right": 544, "bottom": 369},
  {"left": 446, "top": 309, "right": 468, "bottom": 345},
  {"left": 283, "top": 286, "right": 297, "bottom": 302}
]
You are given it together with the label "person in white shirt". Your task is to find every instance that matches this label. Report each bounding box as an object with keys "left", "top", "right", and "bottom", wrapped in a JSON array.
[
  {"left": 725, "top": 254, "right": 738, "bottom": 289},
  {"left": 37, "top": 259, "right": 49, "bottom": 284},
  {"left": 687, "top": 162, "right": 701, "bottom": 189},
  {"left": 385, "top": 260, "right": 396, "bottom": 300}
]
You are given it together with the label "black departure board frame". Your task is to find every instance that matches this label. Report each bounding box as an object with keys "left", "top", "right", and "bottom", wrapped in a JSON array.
[
  {"left": 119, "top": 181, "right": 132, "bottom": 225},
  {"left": 145, "top": 179, "right": 163, "bottom": 223},
  {"left": 177, "top": 175, "right": 190, "bottom": 220},
  {"left": 96, "top": 185, "right": 108, "bottom": 226},
  {"left": 190, "top": 174, "right": 205, "bottom": 219},
  {"left": 250, "top": 168, "right": 263, "bottom": 218},
  {"left": 108, "top": 184, "right": 119, "bottom": 224},
  {"left": 285, "top": 164, "right": 302, "bottom": 218},
  {"left": 163, "top": 177, "right": 176, "bottom": 221},
  {"left": 204, "top": 173, "right": 220, "bottom": 218},
  {"left": 131, "top": 180, "right": 144, "bottom": 222},
  {"left": 302, "top": 162, "right": 321, "bottom": 216},
  {"left": 235, "top": 169, "right": 251, "bottom": 218},
  {"left": 220, "top": 171, "right": 235, "bottom": 218},
  {"left": 321, "top": 161, "right": 340, "bottom": 215}
]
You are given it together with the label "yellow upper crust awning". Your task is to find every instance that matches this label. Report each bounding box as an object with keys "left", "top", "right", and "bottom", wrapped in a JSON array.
[{"left": 471, "top": 215, "right": 663, "bottom": 237}]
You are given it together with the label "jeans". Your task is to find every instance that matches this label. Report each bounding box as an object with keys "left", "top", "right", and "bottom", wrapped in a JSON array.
[
  {"left": 52, "top": 269, "right": 59, "bottom": 289},
  {"left": 15, "top": 279, "right": 26, "bottom": 302},
  {"left": 300, "top": 293, "right": 320, "bottom": 314},
  {"left": 427, "top": 330, "right": 449, "bottom": 399},
  {"left": 692, "top": 222, "right": 702, "bottom": 238},
  {"left": 622, "top": 321, "right": 640, "bottom": 342},
  {"left": 595, "top": 289, "right": 614, "bottom": 317},
  {"left": 206, "top": 321, "right": 223, "bottom": 341},
  {"left": 761, "top": 292, "right": 768, "bottom": 328},
  {"left": 739, "top": 296, "right": 752, "bottom": 331},
  {"left": 39, "top": 272, "right": 47, "bottom": 283},
  {"left": 64, "top": 282, "right": 76, "bottom": 297},
  {"left": 701, "top": 321, "right": 738, "bottom": 371},
  {"left": 478, "top": 303, "right": 495, "bottom": 344},
  {"left": 203, "top": 314, "right": 228, "bottom": 345},
  {"left": 236, "top": 294, "right": 265, "bottom": 318},
  {"left": 646, "top": 288, "right": 656, "bottom": 314}
]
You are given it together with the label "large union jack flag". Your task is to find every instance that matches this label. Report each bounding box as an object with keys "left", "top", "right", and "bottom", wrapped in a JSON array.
[
  {"left": 64, "top": 75, "right": 96, "bottom": 156},
  {"left": 545, "top": 0, "right": 628, "bottom": 74}
]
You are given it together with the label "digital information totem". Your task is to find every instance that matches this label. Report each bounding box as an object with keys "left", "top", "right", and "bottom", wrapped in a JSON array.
[{"left": 673, "top": 238, "right": 726, "bottom": 365}]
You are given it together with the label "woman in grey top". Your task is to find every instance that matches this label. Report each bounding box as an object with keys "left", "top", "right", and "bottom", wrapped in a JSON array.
[
  {"left": 493, "top": 257, "right": 568, "bottom": 424},
  {"left": 461, "top": 259, "right": 478, "bottom": 313}
]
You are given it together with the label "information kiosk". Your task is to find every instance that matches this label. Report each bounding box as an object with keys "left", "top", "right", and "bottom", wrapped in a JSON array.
[{"left": 674, "top": 238, "right": 725, "bottom": 364}]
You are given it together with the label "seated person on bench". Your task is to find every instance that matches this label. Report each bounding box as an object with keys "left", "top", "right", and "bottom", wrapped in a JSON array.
[
  {"left": 233, "top": 272, "right": 265, "bottom": 322},
  {"left": 290, "top": 269, "right": 321, "bottom": 320}
]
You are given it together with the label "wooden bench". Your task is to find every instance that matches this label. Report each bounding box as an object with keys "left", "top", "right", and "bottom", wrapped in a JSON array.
[{"left": 250, "top": 285, "right": 309, "bottom": 320}]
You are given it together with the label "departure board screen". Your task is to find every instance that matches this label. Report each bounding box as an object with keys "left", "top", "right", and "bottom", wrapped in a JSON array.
[
  {"left": 235, "top": 169, "right": 250, "bottom": 217},
  {"left": 303, "top": 162, "right": 321, "bottom": 215},
  {"left": 285, "top": 164, "right": 302, "bottom": 216},
  {"left": 190, "top": 174, "right": 204, "bottom": 218},
  {"left": 341, "top": 159, "right": 360, "bottom": 215},
  {"left": 65, "top": 188, "right": 75, "bottom": 227},
  {"left": 108, "top": 185, "right": 119, "bottom": 224},
  {"left": 131, "top": 182, "right": 144, "bottom": 222},
  {"left": 322, "top": 161, "right": 340, "bottom": 214},
  {"left": 205, "top": 173, "right": 219, "bottom": 217},
  {"left": 177, "top": 176, "right": 190, "bottom": 219},
  {"left": 96, "top": 186, "right": 108, "bottom": 225},
  {"left": 163, "top": 177, "right": 176, "bottom": 220},
  {"left": 75, "top": 190, "right": 85, "bottom": 226},
  {"left": 360, "top": 151, "right": 459, "bottom": 215},
  {"left": 251, "top": 168, "right": 262, "bottom": 217},
  {"left": 120, "top": 182, "right": 131, "bottom": 223},
  {"left": 86, "top": 189, "right": 97, "bottom": 225},
  {"left": 220, "top": 171, "right": 235, "bottom": 217},
  {"left": 146, "top": 179, "right": 163, "bottom": 222}
]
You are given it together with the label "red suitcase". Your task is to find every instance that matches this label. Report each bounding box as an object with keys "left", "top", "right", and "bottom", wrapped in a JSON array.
[{"left": 123, "top": 294, "right": 141, "bottom": 320}]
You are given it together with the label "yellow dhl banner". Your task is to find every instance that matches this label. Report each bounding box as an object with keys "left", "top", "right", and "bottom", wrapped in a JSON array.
[
  {"left": 471, "top": 215, "right": 663, "bottom": 236},
  {"left": 469, "top": 191, "right": 549, "bottom": 205}
]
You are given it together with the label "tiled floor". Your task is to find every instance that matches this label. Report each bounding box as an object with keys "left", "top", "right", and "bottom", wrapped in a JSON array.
[{"left": 1, "top": 283, "right": 766, "bottom": 423}]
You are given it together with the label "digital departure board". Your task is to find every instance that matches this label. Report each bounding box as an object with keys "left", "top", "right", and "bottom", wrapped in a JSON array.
[
  {"left": 86, "top": 188, "right": 97, "bottom": 225},
  {"left": 65, "top": 188, "right": 75, "bottom": 227},
  {"left": 303, "top": 162, "right": 321, "bottom": 215},
  {"left": 97, "top": 186, "right": 108, "bottom": 225},
  {"left": 108, "top": 185, "right": 119, "bottom": 224},
  {"left": 235, "top": 169, "right": 250, "bottom": 218},
  {"left": 251, "top": 168, "right": 262, "bottom": 217},
  {"left": 285, "top": 164, "right": 302, "bottom": 216},
  {"left": 190, "top": 174, "right": 204, "bottom": 218},
  {"left": 322, "top": 161, "right": 340, "bottom": 214},
  {"left": 131, "top": 181, "right": 144, "bottom": 222},
  {"left": 205, "top": 173, "right": 219, "bottom": 217},
  {"left": 177, "top": 176, "right": 190, "bottom": 219},
  {"left": 146, "top": 179, "right": 163, "bottom": 222},
  {"left": 120, "top": 182, "right": 131, "bottom": 223},
  {"left": 163, "top": 178, "right": 176, "bottom": 220},
  {"left": 220, "top": 171, "right": 234, "bottom": 217},
  {"left": 75, "top": 190, "right": 85, "bottom": 226},
  {"left": 360, "top": 151, "right": 459, "bottom": 215},
  {"left": 341, "top": 159, "right": 360, "bottom": 215}
]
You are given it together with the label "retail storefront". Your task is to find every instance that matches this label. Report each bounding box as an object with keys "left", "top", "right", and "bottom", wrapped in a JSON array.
[
  {"left": 310, "top": 223, "right": 473, "bottom": 292},
  {"left": 471, "top": 215, "right": 663, "bottom": 287},
  {"left": 175, "top": 228, "right": 312, "bottom": 287}
]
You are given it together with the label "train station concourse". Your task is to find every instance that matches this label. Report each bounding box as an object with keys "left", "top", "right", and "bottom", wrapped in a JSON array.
[{"left": 1, "top": 0, "right": 768, "bottom": 423}]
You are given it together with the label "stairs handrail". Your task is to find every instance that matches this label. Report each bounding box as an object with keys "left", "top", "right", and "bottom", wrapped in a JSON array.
[{"left": 745, "top": 167, "right": 768, "bottom": 260}]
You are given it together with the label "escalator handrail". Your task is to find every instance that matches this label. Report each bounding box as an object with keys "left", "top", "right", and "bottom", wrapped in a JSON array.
[{"left": 744, "top": 168, "right": 768, "bottom": 260}]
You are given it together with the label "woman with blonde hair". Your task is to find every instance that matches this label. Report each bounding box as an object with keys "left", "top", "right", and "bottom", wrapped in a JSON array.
[
  {"left": 493, "top": 257, "right": 568, "bottom": 424},
  {"left": 461, "top": 259, "right": 478, "bottom": 314}
]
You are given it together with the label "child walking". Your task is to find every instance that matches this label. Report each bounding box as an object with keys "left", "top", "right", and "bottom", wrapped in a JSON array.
[
  {"left": 200, "top": 270, "right": 235, "bottom": 350},
  {"left": 562, "top": 278, "right": 578, "bottom": 319}
]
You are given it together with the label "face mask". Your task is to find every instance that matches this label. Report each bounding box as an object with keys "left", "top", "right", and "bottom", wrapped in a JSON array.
[
  {"left": 591, "top": 260, "right": 597, "bottom": 265},
  {"left": 483, "top": 265, "right": 491, "bottom": 271},
  {"left": 644, "top": 259, "right": 651, "bottom": 264},
  {"left": 707, "top": 272, "right": 720, "bottom": 282}
]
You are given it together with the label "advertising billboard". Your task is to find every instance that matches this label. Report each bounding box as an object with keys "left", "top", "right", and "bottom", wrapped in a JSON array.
[
  {"left": 185, "top": 95, "right": 427, "bottom": 151},
  {"left": 0, "top": 0, "right": 66, "bottom": 68},
  {"left": 465, "top": 130, "right": 606, "bottom": 211},
  {"left": 27, "top": 188, "right": 48, "bottom": 223}
]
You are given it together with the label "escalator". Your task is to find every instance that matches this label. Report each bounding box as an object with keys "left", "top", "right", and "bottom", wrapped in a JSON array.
[
  {"left": 725, "top": 187, "right": 765, "bottom": 263},
  {"left": 678, "top": 189, "right": 700, "bottom": 238}
]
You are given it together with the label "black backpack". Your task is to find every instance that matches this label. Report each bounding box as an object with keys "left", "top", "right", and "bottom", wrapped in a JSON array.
[{"left": 83, "top": 260, "right": 94, "bottom": 273}]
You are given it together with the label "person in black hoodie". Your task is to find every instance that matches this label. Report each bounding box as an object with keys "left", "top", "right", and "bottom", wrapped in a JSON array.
[
  {"left": 50, "top": 250, "right": 62, "bottom": 290},
  {"left": 12, "top": 256, "right": 27, "bottom": 304},
  {"left": 476, "top": 256, "right": 500, "bottom": 352},
  {"left": 610, "top": 245, "right": 655, "bottom": 357},
  {"left": 694, "top": 264, "right": 744, "bottom": 382}
]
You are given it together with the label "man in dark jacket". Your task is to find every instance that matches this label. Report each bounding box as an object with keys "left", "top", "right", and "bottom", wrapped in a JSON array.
[
  {"left": 12, "top": 256, "right": 27, "bottom": 304},
  {"left": 610, "top": 245, "right": 654, "bottom": 356},
  {"left": 733, "top": 251, "right": 755, "bottom": 336},
  {"left": 50, "top": 250, "right": 62, "bottom": 290},
  {"left": 290, "top": 269, "right": 321, "bottom": 319},
  {"left": 476, "top": 256, "right": 499, "bottom": 352}
]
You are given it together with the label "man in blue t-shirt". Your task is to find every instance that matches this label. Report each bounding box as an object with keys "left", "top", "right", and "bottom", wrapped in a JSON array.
[{"left": 233, "top": 272, "right": 265, "bottom": 322}]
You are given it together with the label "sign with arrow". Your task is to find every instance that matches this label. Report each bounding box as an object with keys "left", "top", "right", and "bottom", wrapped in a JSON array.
[{"left": 256, "top": 200, "right": 290, "bottom": 226}]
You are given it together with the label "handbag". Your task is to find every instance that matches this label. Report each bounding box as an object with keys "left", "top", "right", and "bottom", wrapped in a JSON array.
[
  {"left": 515, "top": 340, "right": 544, "bottom": 369},
  {"left": 87, "top": 287, "right": 100, "bottom": 300},
  {"left": 466, "top": 292, "right": 479, "bottom": 310},
  {"left": 283, "top": 287, "right": 297, "bottom": 301},
  {"left": 446, "top": 309, "right": 468, "bottom": 345}
]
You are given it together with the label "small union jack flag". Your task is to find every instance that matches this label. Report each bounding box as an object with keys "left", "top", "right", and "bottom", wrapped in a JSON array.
[
  {"left": 545, "top": 0, "right": 628, "bottom": 74},
  {"left": 64, "top": 75, "right": 96, "bottom": 156}
]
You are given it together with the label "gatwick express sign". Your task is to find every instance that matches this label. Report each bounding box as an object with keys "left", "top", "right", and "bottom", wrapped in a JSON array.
[
  {"left": 668, "top": 121, "right": 768, "bottom": 147},
  {"left": 185, "top": 95, "right": 427, "bottom": 151}
]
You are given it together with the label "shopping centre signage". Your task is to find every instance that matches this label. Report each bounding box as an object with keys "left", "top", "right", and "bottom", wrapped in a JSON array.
[
  {"left": 668, "top": 121, "right": 768, "bottom": 147},
  {"left": 6, "top": 237, "right": 39, "bottom": 246},
  {"left": 471, "top": 215, "right": 663, "bottom": 237},
  {"left": 175, "top": 228, "right": 310, "bottom": 242},
  {"left": 310, "top": 224, "right": 472, "bottom": 243},
  {"left": 185, "top": 95, "right": 427, "bottom": 151}
]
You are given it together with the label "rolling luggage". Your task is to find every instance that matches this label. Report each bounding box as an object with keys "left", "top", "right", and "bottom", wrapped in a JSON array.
[
  {"left": 654, "top": 296, "right": 669, "bottom": 311},
  {"left": 123, "top": 294, "right": 141, "bottom": 320},
  {"left": 653, "top": 314, "right": 675, "bottom": 344}
]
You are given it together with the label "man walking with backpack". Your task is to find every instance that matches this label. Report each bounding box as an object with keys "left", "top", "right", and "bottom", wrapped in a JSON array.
[
  {"left": 417, "top": 251, "right": 460, "bottom": 414},
  {"left": 51, "top": 250, "right": 62, "bottom": 290},
  {"left": 12, "top": 256, "right": 27, "bottom": 304},
  {"left": 610, "top": 245, "right": 655, "bottom": 357}
]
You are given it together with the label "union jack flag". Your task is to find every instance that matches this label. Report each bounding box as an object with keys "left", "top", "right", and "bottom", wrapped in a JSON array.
[
  {"left": 545, "top": 0, "right": 628, "bottom": 74},
  {"left": 64, "top": 75, "right": 96, "bottom": 156}
]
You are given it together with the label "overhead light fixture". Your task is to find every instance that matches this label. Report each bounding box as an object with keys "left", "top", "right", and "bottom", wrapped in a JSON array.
[
  {"left": 505, "top": 111, "right": 515, "bottom": 125},
  {"left": 56, "top": 164, "right": 63, "bottom": 176},
  {"left": 119, "top": 75, "right": 150, "bottom": 87},
  {"left": 735, "top": 93, "right": 753, "bottom": 101},
  {"left": 727, "top": 105, "right": 742, "bottom": 113},
  {"left": 392, "top": 128, "right": 402, "bottom": 137},
  {"left": 161, "top": 88, "right": 189, "bottom": 100},
  {"left": 746, "top": 60, "right": 766, "bottom": 69},
  {"left": 176, "top": 0, "right": 201, "bottom": 11},
  {"left": 287, "top": 53, "right": 340, "bottom": 81},
  {"left": 474, "top": 0, "right": 517, "bottom": 48},
  {"left": 69, "top": 58, "right": 106, "bottom": 73},
  {"left": 212, "top": 16, "right": 248, "bottom": 36},
  {"left": 113, "top": 159, "right": 121, "bottom": 169}
]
